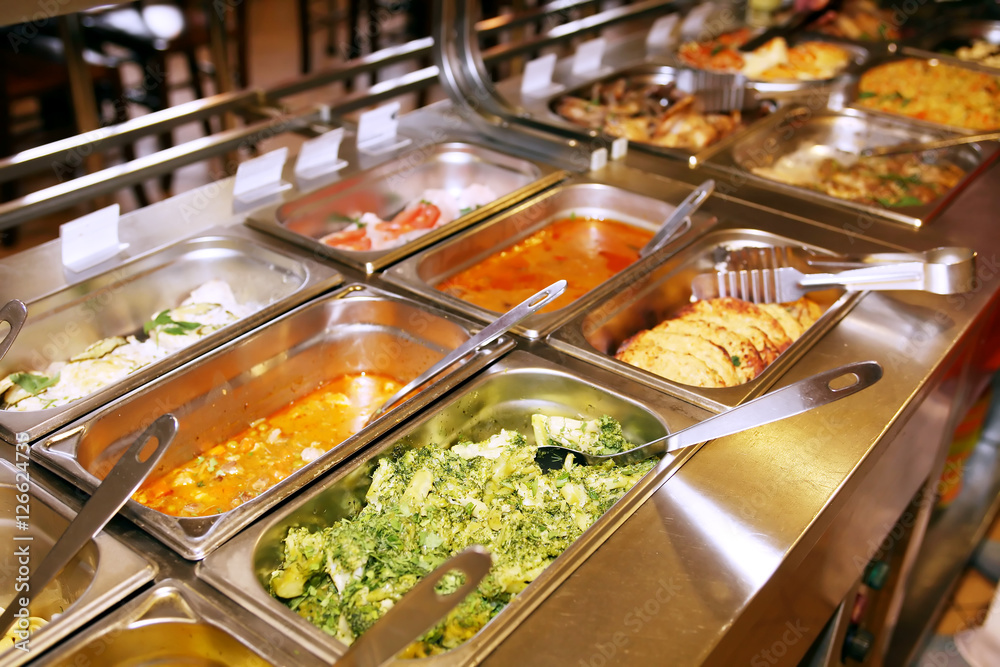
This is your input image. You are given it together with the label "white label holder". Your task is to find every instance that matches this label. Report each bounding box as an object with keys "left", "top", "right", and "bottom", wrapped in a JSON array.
[
  {"left": 680, "top": 3, "right": 717, "bottom": 39},
  {"left": 572, "top": 37, "right": 611, "bottom": 77},
  {"left": 646, "top": 14, "right": 679, "bottom": 53},
  {"left": 60, "top": 204, "right": 128, "bottom": 273},
  {"left": 357, "top": 102, "right": 411, "bottom": 156},
  {"left": 295, "top": 127, "right": 348, "bottom": 181},
  {"left": 232, "top": 147, "right": 291, "bottom": 208},
  {"left": 520, "top": 53, "right": 564, "bottom": 98}
]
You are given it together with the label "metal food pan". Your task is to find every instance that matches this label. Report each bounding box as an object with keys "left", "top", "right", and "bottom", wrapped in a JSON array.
[
  {"left": 907, "top": 20, "right": 1000, "bottom": 69},
  {"left": 31, "top": 284, "right": 512, "bottom": 560},
  {"left": 198, "top": 350, "right": 708, "bottom": 666},
  {"left": 522, "top": 63, "right": 777, "bottom": 165},
  {"left": 246, "top": 141, "right": 566, "bottom": 274},
  {"left": 547, "top": 229, "right": 864, "bottom": 412},
  {"left": 0, "top": 459, "right": 155, "bottom": 667},
  {"left": 669, "top": 33, "right": 872, "bottom": 92},
  {"left": 39, "top": 580, "right": 310, "bottom": 666},
  {"left": 0, "top": 225, "right": 342, "bottom": 446},
  {"left": 382, "top": 181, "right": 718, "bottom": 339},
  {"left": 703, "top": 106, "right": 996, "bottom": 228},
  {"left": 849, "top": 50, "right": 1000, "bottom": 134}
]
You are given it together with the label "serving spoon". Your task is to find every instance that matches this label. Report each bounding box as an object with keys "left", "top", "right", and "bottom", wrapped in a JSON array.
[
  {"left": 639, "top": 180, "right": 714, "bottom": 258},
  {"left": 336, "top": 546, "right": 492, "bottom": 666},
  {"left": 0, "top": 414, "right": 177, "bottom": 639},
  {"left": 0, "top": 299, "right": 27, "bottom": 363},
  {"left": 366, "top": 280, "right": 567, "bottom": 424},
  {"left": 535, "top": 360, "right": 882, "bottom": 471},
  {"left": 858, "top": 131, "right": 1000, "bottom": 158}
]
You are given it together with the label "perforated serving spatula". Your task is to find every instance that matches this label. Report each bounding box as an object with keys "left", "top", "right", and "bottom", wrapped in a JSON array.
[
  {"left": 336, "top": 546, "right": 492, "bottom": 666},
  {"left": 0, "top": 415, "right": 177, "bottom": 639},
  {"left": 0, "top": 300, "right": 26, "bottom": 363}
]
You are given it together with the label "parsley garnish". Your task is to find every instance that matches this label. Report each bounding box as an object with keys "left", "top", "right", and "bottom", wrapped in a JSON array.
[
  {"left": 892, "top": 195, "right": 924, "bottom": 207},
  {"left": 710, "top": 44, "right": 725, "bottom": 56},
  {"left": 10, "top": 372, "right": 60, "bottom": 396},
  {"left": 143, "top": 310, "right": 202, "bottom": 336},
  {"left": 858, "top": 91, "right": 877, "bottom": 99},
  {"left": 731, "top": 356, "right": 741, "bottom": 367}
]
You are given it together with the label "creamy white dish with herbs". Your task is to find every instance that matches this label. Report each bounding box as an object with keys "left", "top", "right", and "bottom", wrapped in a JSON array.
[
  {"left": 0, "top": 280, "right": 258, "bottom": 411},
  {"left": 267, "top": 414, "right": 655, "bottom": 657}
]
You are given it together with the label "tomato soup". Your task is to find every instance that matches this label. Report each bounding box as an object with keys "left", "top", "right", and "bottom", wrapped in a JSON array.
[
  {"left": 437, "top": 216, "right": 653, "bottom": 313},
  {"left": 134, "top": 372, "right": 401, "bottom": 517}
]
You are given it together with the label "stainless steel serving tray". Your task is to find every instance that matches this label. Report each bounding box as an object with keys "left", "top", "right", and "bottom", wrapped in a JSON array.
[
  {"left": 31, "top": 284, "right": 513, "bottom": 560},
  {"left": 547, "top": 228, "right": 865, "bottom": 412},
  {"left": 198, "top": 350, "right": 709, "bottom": 666},
  {"left": 849, "top": 49, "right": 1000, "bottom": 134},
  {"left": 39, "top": 580, "right": 306, "bottom": 666},
  {"left": 0, "top": 225, "right": 342, "bottom": 446},
  {"left": 906, "top": 19, "right": 1000, "bottom": 70},
  {"left": 521, "top": 63, "right": 777, "bottom": 166},
  {"left": 0, "top": 459, "right": 155, "bottom": 666},
  {"left": 669, "top": 33, "right": 873, "bottom": 95},
  {"left": 382, "top": 181, "right": 718, "bottom": 339},
  {"left": 246, "top": 141, "right": 566, "bottom": 274},
  {"left": 702, "top": 105, "right": 997, "bottom": 228}
]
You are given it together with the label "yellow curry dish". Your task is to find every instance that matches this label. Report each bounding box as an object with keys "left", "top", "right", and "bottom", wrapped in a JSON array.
[
  {"left": 134, "top": 372, "right": 402, "bottom": 517},
  {"left": 857, "top": 58, "right": 1000, "bottom": 130}
]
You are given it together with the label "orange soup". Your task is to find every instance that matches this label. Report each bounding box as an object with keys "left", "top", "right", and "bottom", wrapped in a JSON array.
[
  {"left": 134, "top": 372, "right": 401, "bottom": 517},
  {"left": 437, "top": 216, "right": 653, "bottom": 313}
]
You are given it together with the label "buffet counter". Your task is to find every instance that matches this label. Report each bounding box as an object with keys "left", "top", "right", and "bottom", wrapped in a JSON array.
[{"left": 2, "top": 1, "right": 1000, "bottom": 665}]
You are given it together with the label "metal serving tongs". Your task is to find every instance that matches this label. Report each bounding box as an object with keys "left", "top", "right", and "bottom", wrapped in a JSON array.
[
  {"left": 0, "top": 414, "right": 177, "bottom": 639},
  {"left": 693, "top": 246, "right": 976, "bottom": 303},
  {"left": 640, "top": 180, "right": 714, "bottom": 258},
  {"left": 337, "top": 546, "right": 493, "bottom": 667},
  {"left": 366, "top": 280, "right": 567, "bottom": 425},
  {"left": 536, "top": 361, "right": 881, "bottom": 470},
  {"left": 859, "top": 131, "right": 1000, "bottom": 158},
  {"left": 0, "top": 299, "right": 27, "bottom": 363}
]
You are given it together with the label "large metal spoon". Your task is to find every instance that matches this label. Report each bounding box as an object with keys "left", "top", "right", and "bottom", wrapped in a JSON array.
[
  {"left": 366, "top": 280, "right": 567, "bottom": 424},
  {"left": 640, "top": 179, "right": 714, "bottom": 258},
  {"left": 337, "top": 546, "right": 492, "bottom": 666},
  {"left": 0, "top": 414, "right": 177, "bottom": 638},
  {"left": 0, "top": 299, "right": 27, "bottom": 363},
  {"left": 859, "top": 131, "right": 1000, "bottom": 158},
  {"left": 535, "top": 360, "right": 882, "bottom": 470}
]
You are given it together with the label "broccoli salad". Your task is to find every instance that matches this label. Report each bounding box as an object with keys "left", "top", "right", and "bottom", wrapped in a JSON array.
[{"left": 267, "top": 414, "right": 655, "bottom": 657}]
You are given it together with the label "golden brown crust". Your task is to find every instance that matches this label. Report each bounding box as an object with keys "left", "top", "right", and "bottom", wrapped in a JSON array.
[
  {"left": 653, "top": 319, "right": 765, "bottom": 383},
  {"left": 758, "top": 303, "right": 805, "bottom": 340},
  {"left": 614, "top": 296, "right": 823, "bottom": 388},
  {"left": 615, "top": 330, "right": 726, "bottom": 388},
  {"left": 674, "top": 298, "right": 792, "bottom": 352},
  {"left": 783, "top": 297, "right": 824, "bottom": 330}
]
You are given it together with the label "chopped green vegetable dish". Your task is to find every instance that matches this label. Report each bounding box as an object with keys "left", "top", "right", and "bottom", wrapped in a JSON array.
[{"left": 267, "top": 414, "right": 654, "bottom": 657}]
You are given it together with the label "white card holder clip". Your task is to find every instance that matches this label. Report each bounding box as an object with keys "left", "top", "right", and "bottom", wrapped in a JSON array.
[
  {"left": 232, "top": 147, "right": 292, "bottom": 210},
  {"left": 646, "top": 14, "right": 680, "bottom": 55},
  {"left": 572, "top": 37, "right": 612, "bottom": 78},
  {"left": 356, "top": 102, "right": 411, "bottom": 156},
  {"left": 60, "top": 204, "right": 129, "bottom": 274},
  {"left": 295, "top": 127, "right": 349, "bottom": 183},
  {"left": 521, "top": 53, "right": 565, "bottom": 98}
]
